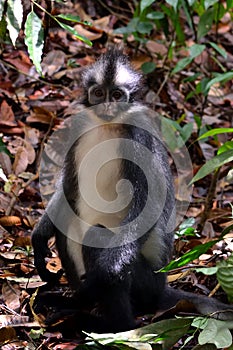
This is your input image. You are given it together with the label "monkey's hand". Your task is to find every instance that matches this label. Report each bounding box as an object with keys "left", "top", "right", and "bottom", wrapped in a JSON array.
[
  {"left": 32, "top": 214, "right": 63, "bottom": 284},
  {"left": 82, "top": 224, "right": 137, "bottom": 279}
]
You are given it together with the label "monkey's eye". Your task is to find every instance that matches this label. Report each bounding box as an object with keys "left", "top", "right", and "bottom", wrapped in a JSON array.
[
  {"left": 112, "top": 89, "right": 124, "bottom": 100},
  {"left": 94, "top": 88, "right": 104, "bottom": 98}
]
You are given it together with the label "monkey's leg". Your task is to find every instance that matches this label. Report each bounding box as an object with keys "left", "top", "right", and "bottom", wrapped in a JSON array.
[{"left": 77, "top": 225, "right": 136, "bottom": 332}]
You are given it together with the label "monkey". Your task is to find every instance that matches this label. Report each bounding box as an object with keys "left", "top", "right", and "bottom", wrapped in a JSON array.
[{"left": 32, "top": 48, "right": 233, "bottom": 333}]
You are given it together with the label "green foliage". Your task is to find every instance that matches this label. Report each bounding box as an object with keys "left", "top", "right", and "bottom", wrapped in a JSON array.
[
  {"left": 114, "top": 0, "right": 232, "bottom": 45},
  {"left": 217, "top": 253, "right": 233, "bottom": 303},
  {"left": 82, "top": 318, "right": 192, "bottom": 349},
  {"left": 161, "top": 239, "right": 218, "bottom": 272},
  {"left": 190, "top": 128, "right": 233, "bottom": 184},
  {"left": 162, "top": 222, "right": 233, "bottom": 272},
  {"left": 0, "top": 137, "right": 12, "bottom": 157},
  {"left": 161, "top": 117, "right": 193, "bottom": 151},
  {"left": 25, "top": 11, "right": 44, "bottom": 75},
  {"left": 172, "top": 44, "right": 205, "bottom": 74},
  {"left": 141, "top": 61, "right": 156, "bottom": 73},
  {"left": 0, "top": 0, "right": 92, "bottom": 74},
  {"left": 192, "top": 317, "right": 233, "bottom": 349},
  {"left": 175, "top": 218, "right": 197, "bottom": 239},
  {"left": 114, "top": 0, "right": 233, "bottom": 76}
]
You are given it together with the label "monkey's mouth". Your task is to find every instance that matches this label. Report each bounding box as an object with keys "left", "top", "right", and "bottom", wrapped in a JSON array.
[
  {"left": 100, "top": 114, "right": 115, "bottom": 121},
  {"left": 95, "top": 103, "right": 118, "bottom": 121}
]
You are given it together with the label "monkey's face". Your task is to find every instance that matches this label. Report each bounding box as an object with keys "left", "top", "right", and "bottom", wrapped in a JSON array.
[
  {"left": 87, "top": 85, "right": 130, "bottom": 121},
  {"left": 88, "top": 85, "right": 129, "bottom": 105}
]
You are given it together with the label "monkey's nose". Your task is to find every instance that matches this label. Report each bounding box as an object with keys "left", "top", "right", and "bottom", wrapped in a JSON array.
[{"left": 96, "top": 103, "right": 115, "bottom": 121}]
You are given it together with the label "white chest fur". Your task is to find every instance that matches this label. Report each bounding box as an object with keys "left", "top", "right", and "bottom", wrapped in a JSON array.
[{"left": 66, "top": 124, "right": 129, "bottom": 278}]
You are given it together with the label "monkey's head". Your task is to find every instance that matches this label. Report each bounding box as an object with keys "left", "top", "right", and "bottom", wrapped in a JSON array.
[{"left": 81, "top": 49, "right": 143, "bottom": 108}]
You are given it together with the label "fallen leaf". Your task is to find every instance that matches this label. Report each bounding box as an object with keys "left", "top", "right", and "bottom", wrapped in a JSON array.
[
  {"left": 0, "top": 101, "right": 16, "bottom": 126},
  {"left": 0, "top": 216, "right": 21, "bottom": 226},
  {"left": 12, "top": 146, "right": 29, "bottom": 175}
]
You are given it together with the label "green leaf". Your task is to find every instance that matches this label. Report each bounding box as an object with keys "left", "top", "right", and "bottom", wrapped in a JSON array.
[
  {"left": 217, "top": 254, "right": 233, "bottom": 302},
  {"left": 180, "top": 123, "right": 193, "bottom": 143},
  {"left": 189, "top": 44, "right": 206, "bottom": 58},
  {"left": 205, "top": 71, "right": 233, "bottom": 92},
  {"left": 187, "top": 0, "right": 196, "bottom": 5},
  {"left": 197, "top": 8, "right": 215, "bottom": 39},
  {"left": 86, "top": 318, "right": 192, "bottom": 349},
  {"left": 165, "top": 0, "right": 179, "bottom": 11},
  {"left": 176, "top": 218, "right": 196, "bottom": 237},
  {"left": 217, "top": 141, "right": 233, "bottom": 155},
  {"left": 146, "top": 11, "right": 164, "bottom": 20},
  {"left": 0, "top": 17, "right": 7, "bottom": 41},
  {"left": 195, "top": 266, "right": 218, "bottom": 275},
  {"left": 0, "top": 137, "right": 12, "bottom": 157},
  {"left": 190, "top": 149, "right": 233, "bottom": 184},
  {"left": 56, "top": 14, "right": 92, "bottom": 26},
  {"left": 204, "top": 0, "right": 219, "bottom": 9},
  {"left": 198, "top": 127, "right": 233, "bottom": 140},
  {"left": 114, "top": 18, "right": 139, "bottom": 35},
  {"left": 141, "top": 62, "right": 156, "bottom": 74},
  {"left": 161, "top": 240, "right": 218, "bottom": 272},
  {"left": 227, "top": 0, "right": 233, "bottom": 9},
  {"left": 6, "top": 0, "right": 23, "bottom": 45},
  {"left": 181, "top": 0, "right": 194, "bottom": 31},
  {"left": 179, "top": 218, "right": 195, "bottom": 229},
  {"left": 198, "top": 319, "right": 232, "bottom": 348},
  {"left": 209, "top": 42, "right": 227, "bottom": 59},
  {"left": 25, "top": 11, "right": 44, "bottom": 75},
  {"left": 0, "top": 0, "right": 4, "bottom": 19},
  {"left": 172, "top": 57, "right": 193, "bottom": 74},
  {"left": 140, "top": 0, "right": 155, "bottom": 13},
  {"left": 136, "top": 21, "right": 153, "bottom": 34},
  {"left": 56, "top": 21, "right": 92, "bottom": 46}
]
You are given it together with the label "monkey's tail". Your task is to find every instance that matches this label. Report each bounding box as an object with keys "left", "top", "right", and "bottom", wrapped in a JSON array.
[{"left": 160, "top": 287, "right": 233, "bottom": 321}]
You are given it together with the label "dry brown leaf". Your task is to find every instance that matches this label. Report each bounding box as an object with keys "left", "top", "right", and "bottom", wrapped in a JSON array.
[
  {"left": 23, "top": 139, "right": 36, "bottom": 164},
  {"left": 0, "top": 251, "right": 25, "bottom": 260},
  {"left": 168, "top": 270, "right": 190, "bottom": 283},
  {"left": 74, "top": 24, "right": 103, "bottom": 40},
  {"left": 4, "top": 56, "right": 32, "bottom": 74},
  {"left": 146, "top": 40, "right": 167, "bottom": 56},
  {"left": 42, "top": 50, "right": 66, "bottom": 76},
  {"left": 2, "top": 282, "right": 21, "bottom": 312},
  {"left": 0, "top": 216, "right": 21, "bottom": 226},
  {"left": 14, "top": 236, "right": 31, "bottom": 248},
  {"left": 24, "top": 125, "right": 40, "bottom": 147},
  {"left": 0, "top": 101, "right": 16, "bottom": 126},
  {"left": 0, "top": 326, "right": 17, "bottom": 343},
  {"left": 12, "top": 146, "right": 28, "bottom": 175},
  {"left": 27, "top": 106, "right": 56, "bottom": 124},
  {"left": 93, "top": 16, "right": 111, "bottom": 30},
  {"left": 0, "top": 152, "right": 12, "bottom": 176},
  {"left": 46, "top": 257, "right": 62, "bottom": 273}
]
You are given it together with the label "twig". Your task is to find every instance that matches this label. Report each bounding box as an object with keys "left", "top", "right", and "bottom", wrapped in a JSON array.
[
  {"left": 198, "top": 167, "right": 221, "bottom": 235},
  {"left": 6, "top": 173, "right": 39, "bottom": 216},
  {"left": 209, "top": 282, "right": 220, "bottom": 297}
]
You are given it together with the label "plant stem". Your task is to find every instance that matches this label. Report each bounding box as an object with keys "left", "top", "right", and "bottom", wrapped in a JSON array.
[{"left": 198, "top": 167, "right": 221, "bottom": 234}]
